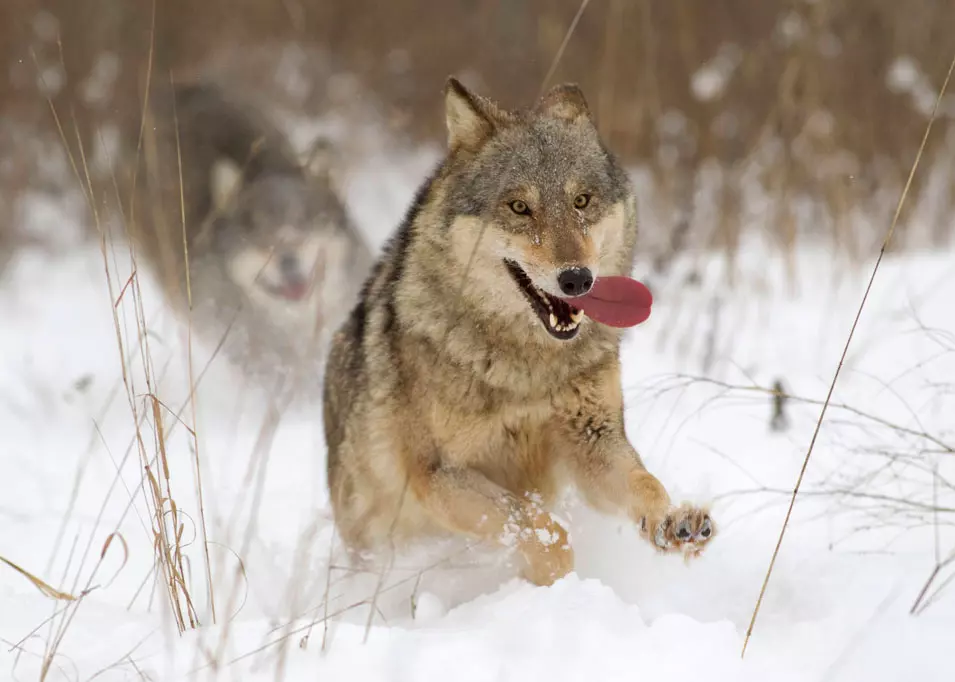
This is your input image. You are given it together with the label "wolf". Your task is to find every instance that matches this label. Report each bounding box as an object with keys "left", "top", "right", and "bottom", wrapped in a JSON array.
[
  {"left": 323, "top": 77, "right": 715, "bottom": 586},
  {"left": 126, "top": 80, "right": 372, "bottom": 390}
]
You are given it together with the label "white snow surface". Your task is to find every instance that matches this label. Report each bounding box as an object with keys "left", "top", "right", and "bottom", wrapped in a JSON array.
[{"left": 2, "top": 150, "right": 955, "bottom": 682}]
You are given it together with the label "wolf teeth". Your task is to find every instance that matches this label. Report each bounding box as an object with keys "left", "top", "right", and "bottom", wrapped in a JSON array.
[
  {"left": 550, "top": 317, "right": 581, "bottom": 333},
  {"left": 514, "top": 271, "right": 581, "bottom": 334}
]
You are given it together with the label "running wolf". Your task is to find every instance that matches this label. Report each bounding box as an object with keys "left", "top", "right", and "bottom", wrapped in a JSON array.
[
  {"left": 323, "top": 77, "right": 715, "bottom": 585},
  {"left": 126, "top": 80, "right": 372, "bottom": 389}
]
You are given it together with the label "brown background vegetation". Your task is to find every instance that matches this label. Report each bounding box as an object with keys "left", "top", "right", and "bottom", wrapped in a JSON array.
[{"left": 2, "top": 0, "right": 955, "bottom": 268}]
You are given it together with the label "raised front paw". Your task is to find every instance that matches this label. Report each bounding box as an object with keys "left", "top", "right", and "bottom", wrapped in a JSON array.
[{"left": 640, "top": 503, "right": 715, "bottom": 559}]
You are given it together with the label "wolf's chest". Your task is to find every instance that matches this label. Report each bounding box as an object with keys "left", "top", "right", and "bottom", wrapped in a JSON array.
[{"left": 433, "top": 398, "right": 563, "bottom": 493}]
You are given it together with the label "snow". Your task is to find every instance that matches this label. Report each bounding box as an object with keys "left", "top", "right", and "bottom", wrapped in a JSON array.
[
  {"left": 885, "top": 56, "right": 955, "bottom": 119},
  {"left": 2, "top": 149, "right": 955, "bottom": 682},
  {"left": 690, "top": 45, "right": 741, "bottom": 103},
  {"left": 887, "top": 56, "right": 922, "bottom": 95}
]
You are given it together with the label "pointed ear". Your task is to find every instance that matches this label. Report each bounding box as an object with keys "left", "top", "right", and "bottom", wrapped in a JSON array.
[
  {"left": 210, "top": 157, "right": 243, "bottom": 213},
  {"left": 536, "top": 83, "right": 592, "bottom": 124},
  {"left": 303, "top": 136, "right": 346, "bottom": 193},
  {"left": 444, "top": 77, "right": 498, "bottom": 152}
]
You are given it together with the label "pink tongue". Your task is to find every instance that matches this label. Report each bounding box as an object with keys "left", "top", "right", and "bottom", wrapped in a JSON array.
[
  {"left": 567, "top": 276, "right": 653, "bottom": 328},
  {"left": 280, "top": 279, "right": 311, "bottom": 301}
]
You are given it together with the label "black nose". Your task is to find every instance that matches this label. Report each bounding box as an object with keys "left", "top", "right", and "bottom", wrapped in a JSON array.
[
  {"left": 279, "top": 253, "right": 300, "bottom": 276},
  {"left": 557, "top": 267, "right": 594, "bottom": 296}
]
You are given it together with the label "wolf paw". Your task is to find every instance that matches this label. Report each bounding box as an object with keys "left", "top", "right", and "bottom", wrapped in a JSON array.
[
  {"left": 517, "top": 514, "right": 575, "bottom": 586},
  {"left": 640, "top": 503, "right": 715, "bottom": 559}
]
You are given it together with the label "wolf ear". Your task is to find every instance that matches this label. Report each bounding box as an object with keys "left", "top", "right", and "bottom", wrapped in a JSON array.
[
  {"left": 444, "top": 77, "right": 498, "bottom": 152},
  {"left": 536, "top": 83, "right": 592, "bottom": 124},
  {"left": 210, "top": 157, "right": 243, "bottom": 213},
  {"left": 303, "top": 136, "right": 346, "bottom": 194}
]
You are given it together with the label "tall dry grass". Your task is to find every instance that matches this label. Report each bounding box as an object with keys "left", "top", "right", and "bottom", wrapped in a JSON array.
[
  {"left": 2, "top": 4, "right": 955, "bottom": 678},
  {"left": 3, "top": 0, "right": 955, "bottom": 275}
]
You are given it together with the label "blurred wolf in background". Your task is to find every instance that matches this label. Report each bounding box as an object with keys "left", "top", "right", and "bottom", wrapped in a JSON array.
[
  {"left": 122, "top": 80, "right": 372, "bottom": 393},
  {"left": 323, "top": 77, "right": 715, "bottom": 586}
]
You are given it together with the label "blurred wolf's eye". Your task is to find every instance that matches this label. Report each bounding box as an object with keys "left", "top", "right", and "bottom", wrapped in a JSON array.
[
  {"left": 509, "top": 200, "right": 530, "bottom": 215},
  {"left": 573, "top": 193, "right": 591, "bottom": 209}
]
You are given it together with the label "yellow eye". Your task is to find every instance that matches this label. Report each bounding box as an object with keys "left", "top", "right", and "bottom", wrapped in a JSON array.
[
  {"left": 574, "top": 193, "right": 591, "bottom": 209},
  {"left": 509, "top": 200, "right": 530, "bottom": 215}
]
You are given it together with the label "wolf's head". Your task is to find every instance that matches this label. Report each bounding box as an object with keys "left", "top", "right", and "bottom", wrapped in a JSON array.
[
  {"left": 201, "top": 144, "right": 364, "bottom": 316},
  {"left": 435, "top": 78, "right": 638, "bottom": 342}
]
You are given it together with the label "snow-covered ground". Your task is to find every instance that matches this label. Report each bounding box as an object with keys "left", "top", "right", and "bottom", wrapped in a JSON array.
[{"left": 1, "top": 150, "right": 954, "bottom": 682}]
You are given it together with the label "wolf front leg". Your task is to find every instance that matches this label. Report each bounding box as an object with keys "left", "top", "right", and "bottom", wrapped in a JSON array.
[
  {"left": 557, "top": 364, "right": 715, "bottom": 556},
  {"left": 409, "top": 465, "right": 574, "bottom": 586}
]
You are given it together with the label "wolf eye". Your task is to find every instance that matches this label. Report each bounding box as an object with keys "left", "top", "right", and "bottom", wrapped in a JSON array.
[
  {"left": 509, "top": 200, "right": 530, "bottom": 215},
  {"left": 573, "top": 194, "right": 591, "bottom": 209}
]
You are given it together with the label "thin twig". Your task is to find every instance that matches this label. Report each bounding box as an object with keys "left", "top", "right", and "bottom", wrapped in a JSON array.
[
  {"left": 171, "top": 69, "right": 217, "bottom": 625},
  {"left": 655, "top": 374, "right": 955, "bottom": 454},
  {"left": 741, "top": 49, "right": 955, "bottom": 657},
  {"left": 538, "top": 0, "right": 592, "bottom": 99}
]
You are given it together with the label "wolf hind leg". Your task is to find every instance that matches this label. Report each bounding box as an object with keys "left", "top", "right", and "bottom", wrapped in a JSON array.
[{"left": 411, "top": 466, "right": 574, "bottom": 586}]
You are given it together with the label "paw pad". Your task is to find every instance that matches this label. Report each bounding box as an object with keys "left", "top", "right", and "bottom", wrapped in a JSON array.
[
  {"left": 675, "top": 519, "right": 692, "bottom": 540},
  {"left": 642, "top": 504, "right": 715, "bottom": 556}
]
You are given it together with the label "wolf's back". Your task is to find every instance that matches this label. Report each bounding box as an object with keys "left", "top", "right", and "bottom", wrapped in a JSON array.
[
  {"left": 134, "top": 81, "right": 302, "bottom": 229},
  {"left": 167, "top": 82, "right": 302, "bottom": 182},
  {"left": 119, "top": 81, "right": 303, "bottom": 293}
]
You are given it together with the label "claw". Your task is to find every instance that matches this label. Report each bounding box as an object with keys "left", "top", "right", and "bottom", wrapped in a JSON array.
[
  {"left": 641, "top": 505, "right": 716, "bottom": 556},
  {"left": 675, "top": 519, "right": 692, "bottom": 540},
  {"left": 653, "top": 518, "right": 670, "bottom": 549}
]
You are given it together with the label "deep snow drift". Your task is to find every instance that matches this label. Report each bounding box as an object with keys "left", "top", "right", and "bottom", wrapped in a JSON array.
[{"left": 1, "top": 151, "right": 954, "bottom": 681}]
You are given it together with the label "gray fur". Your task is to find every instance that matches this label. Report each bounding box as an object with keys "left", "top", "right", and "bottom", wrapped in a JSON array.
[
  {"left": 322, "top": 78, "right": 715, "bottom": 585},
  {"left": 124, "top": 80, "right": 373, "bottom": 392}
]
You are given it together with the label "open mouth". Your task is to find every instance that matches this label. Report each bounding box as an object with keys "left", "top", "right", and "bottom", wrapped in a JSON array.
[
  {"left": 257, "top": 250, "right": 326, "bottom": 302},
  {"left": 504, "top": 260, "right": 583, "bottom": 340},
  {"left": 260, "top": 277, "right": 312, "bottom": 301}
]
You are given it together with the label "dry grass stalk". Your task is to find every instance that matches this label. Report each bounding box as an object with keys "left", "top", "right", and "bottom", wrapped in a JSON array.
[
  {"left": 737, "top": 53, "right": 955, "bottom": 644},
  {"left": 0, "top": 556, "right": 78, "bottom": 601},
  {"left": 6, "top": 1, "right": 955, "bottom": 271}
]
